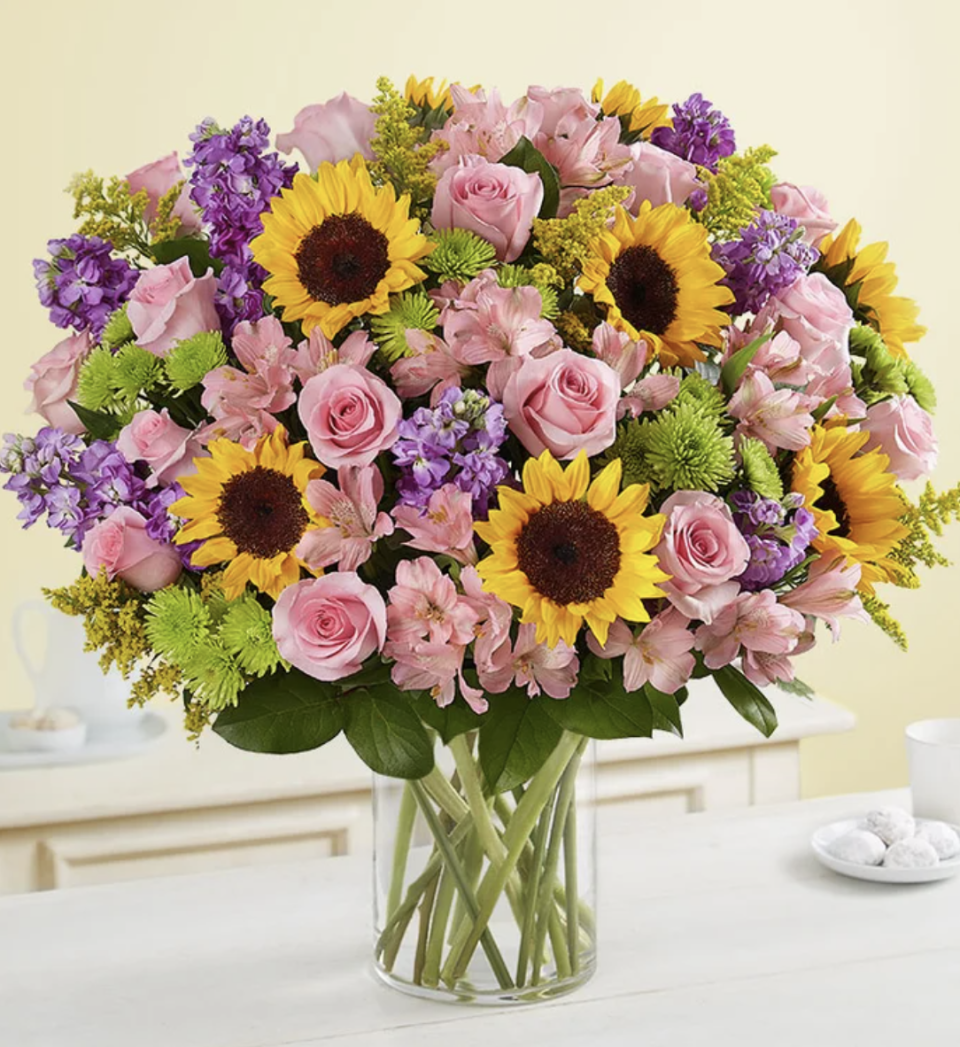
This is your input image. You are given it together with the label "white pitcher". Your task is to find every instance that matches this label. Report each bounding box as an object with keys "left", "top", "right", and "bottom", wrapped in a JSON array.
[{"left": 12, "top": 601, "right": 142, "bottom": 730}]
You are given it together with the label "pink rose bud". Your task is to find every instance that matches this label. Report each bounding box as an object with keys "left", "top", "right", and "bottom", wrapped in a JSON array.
[
  {"left": 126, "top": 152, "right": 200, "bottom": 235},
  {"left": 503, "top": 348, "right": 620, "bottom": 459},
  {"left": 432, "top": 156, "right": 544, "bottom": 263},
  {"left": 24, "top": 329, "right": 93, "bottom": 434},
  {"left": 81, "top": 507, "right": 182, "bottom": 593},
  {"left": 127, "top": 256, "right": 220, "bottom": 358},
  {"left": 276, "top": 93, "right": 377, "bottom": 171},
  {"left": 862, "top": 394, "right": 939, "bottom": 482},
  {"left": 116, "top": 408, "right": 206, "bottom": 487},
  {"left": 770, "top": 183, "right": 837, "bottom": 248},
  {"left": 272, "top": 574, "right": 387, "bottom": 682},
  {"left": 620, "top": 141, "right": 702, "bottom": 212},
  {"left": 298, "top": 363, "right": 402, "bottom": 469}
]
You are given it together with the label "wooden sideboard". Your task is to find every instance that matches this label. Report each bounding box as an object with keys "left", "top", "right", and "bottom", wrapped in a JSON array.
[{"left": 0, "top": 682, "right": 854, "bottom": 894}]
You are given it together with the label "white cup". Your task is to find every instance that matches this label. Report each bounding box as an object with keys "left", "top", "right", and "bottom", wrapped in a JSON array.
[{"left": 906, "top": 719, "right": 960, "bottom": 824}]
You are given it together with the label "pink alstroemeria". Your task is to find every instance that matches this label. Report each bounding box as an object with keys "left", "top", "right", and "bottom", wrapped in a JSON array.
[
  {"left": 591, "top": 322, "right": 646, "bottom": 389},
  {"left": 386, "top": 557, "right": 478, "bottom": 647},
  {"left": 199, "top": 316, "right": 297, "bottom": 447},
  {"left": 696, "top": 590, "right": 805, "bottom": 671},
  {"left": 780, "top": 557, "right": 868, "bottom": 640},
  {"left": 430, "top": 87, "right": 544, "bottom": 174},
  {"left": 618, "top": 375, "right": 681, "bottom": 418},
  {"left": 587, "top": 608, "right": 695, "bottom": 695},
  {"left": 387, "top": 640, "right": 488, "bottom": 714},
  {"left": 292, "top": 327, "right": 377, "bottom": 386},
  {"left": 295, "top": 465, "right": 394, "bottom": 572},
  {"left": 728, "top": 370, "right": 816, "bottom": 454},
  {"left": 390, "top": 329, "right": 471, "bottom": 404},
  {"left": 459, "top": 564, "right": 513, "bottom": 672},
  {"left": 393, "top": 484, "right": 478, "bottom": 564},
  {"left": 535, "top": 116, "right": 632, "bottom": 215},
  {"left": 804, "top": 367, "right": 867, "bottom": 423},
  {"left": 479, "top": 623, "right": 580, "bottom": 699}
]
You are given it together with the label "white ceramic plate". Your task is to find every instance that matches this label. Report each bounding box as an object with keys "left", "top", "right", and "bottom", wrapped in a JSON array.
[
  {"left": 812, "top": 817, "right": 960, "bottom": 884},
  {"left": 0, "top": 711, "right": 167, "bottom": 771}
]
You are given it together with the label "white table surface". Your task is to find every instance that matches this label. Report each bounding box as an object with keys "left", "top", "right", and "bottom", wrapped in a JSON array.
[{"left": 2, "top": 787, "right": 956, "bottom": 1046}]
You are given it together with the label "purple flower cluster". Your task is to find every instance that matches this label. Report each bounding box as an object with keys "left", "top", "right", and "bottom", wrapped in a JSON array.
[
  {"left": 185, "top": 116, "right": 298, "bottom": 332},
  {"left": 712, "top": 210, "right": 819, "bottom": 316},
  {"left": 1, "top": 428, "right": 198, "bottom": 566},
  {"left": 33, "top": 235, "right": 139, "bottom": 340},
  {"left": 731, "top": 490, "right": 817, "bottom": 591},
  {"left": 651, "top": 93, "right": 736, "bottom": 172},
  {"left": 391, "top": 387, "right": 510, "bottom": 516}
]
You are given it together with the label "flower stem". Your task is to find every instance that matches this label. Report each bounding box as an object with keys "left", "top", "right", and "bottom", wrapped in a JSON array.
[
  {"left": 386, "top": 783, "right": 418, "bottom": 922},
  {"left": 563, "top": 793, "right": 581, "bottom": 972},
  {"left": 422, "top": 865, "right": 456, "bottom": 987},
  {"left": 515, "top": 788, "right": 556, "bottom": 987},
  {"left": 413, "top": 870, "right": 440, "bottom": 986}
]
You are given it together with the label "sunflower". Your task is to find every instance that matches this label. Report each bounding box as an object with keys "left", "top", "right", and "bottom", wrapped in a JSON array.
[
  {"left": 578, "top": 201, "right": 734, "bottom": 368},
  {"left": 475, "top": 450, "right": 669, "bottom": 648},
  {"left": 791, "top": 425, "right": 910, "bottom": 593},
  {"left": 818, "top": 218, "right": 925, "bottom": 359},
  {"left": 591, "top": 78, "right": 672, "bottom": 138},
  {"left": 172, "top": 427, "right": 326, "bottom": 601},
  {"left": 250, "top": 158, "right": 433, "bottom": 339}
]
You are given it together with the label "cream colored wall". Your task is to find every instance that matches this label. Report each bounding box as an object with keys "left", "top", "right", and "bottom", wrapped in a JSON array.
[{"left": 1, "top": 0, "right": 957, "bottom": 796}]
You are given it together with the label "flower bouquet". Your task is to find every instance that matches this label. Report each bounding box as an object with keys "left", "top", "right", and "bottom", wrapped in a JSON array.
[{"left": 7, "top": 75, "right": 959, "bottom": 1004}]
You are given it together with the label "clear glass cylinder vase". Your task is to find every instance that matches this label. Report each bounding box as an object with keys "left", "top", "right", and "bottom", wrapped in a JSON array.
[{"left": 372, "top": 730, "right": 596, "bottom": 1005}]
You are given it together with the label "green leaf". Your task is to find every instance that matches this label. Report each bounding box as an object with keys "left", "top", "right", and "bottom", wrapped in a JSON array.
[
  {"left": 544, "top": 666, "right": 653, "bottom": 740},
  {"left": 67, "top": 401, "right": 121, "bottom": 441},
  {"left": 499, "top": 136, "right": 561, "bottom": 220},
  {"left": 343, "top": 687, "right": 435, "bottom": 779},
  {"left": 212, "top": 669, "right": 344, "bottom": 754},
  {"left": 151, "top": 237, "right": 224, "bottom": 278},
  {"left": 775, "top": 676, "right": 815, "bottom": 700},
  {"left": 713, "top": 665, "right": 778, "bottom": 738},
  {"left": 644, "top": 683, "right": 683, "bottom": 737},
  {"left": 811, "top": 395, "right": 839, "bottom": 423},
  {"left": 410, "top": 691, "right": 485, "bottom": 745},
  {"left": 478, "top": 688, "right": 563, "bottom": 793},
  {"left": 720, "top": 334, "right": 772, "bottom": 397}
]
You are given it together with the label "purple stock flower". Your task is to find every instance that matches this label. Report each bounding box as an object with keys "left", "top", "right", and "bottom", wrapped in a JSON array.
[
  {"left": 185, "top": 116, "right": 297, "bottom": 334},
  {"left": 651, "top": 93, "right": 736, "bottom": 172},
  {"left": 731, "top": 490, "right": 817, "bottom": 590},
  {"left": 33, "top": 235, "right": 138, "bottom": 339},
  {"left": 712, "top": 210, "right": 819, "bottom": 315}
]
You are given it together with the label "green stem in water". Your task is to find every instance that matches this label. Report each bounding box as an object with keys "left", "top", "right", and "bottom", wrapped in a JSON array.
[
  {"left": 386, "top": 783, "right": 418, "bottom": 922},
  {"left": 563, "top": 792, "right": 581, "bottom": 973},
  {"left": 413, "top": 870, "right": 440, "bottom": 986},
  {"left": 410, "top": 780, "right": 515, "bottom": 991},
  {"left": 515, "top": 788, "right": 556, "bottom": 987},
  {"left": 422, "top": 865, "right": 456, "bottom": 988}
]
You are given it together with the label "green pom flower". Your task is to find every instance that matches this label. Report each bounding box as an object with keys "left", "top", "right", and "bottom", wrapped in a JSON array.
[
  {"left": 164, "top": 331, "right": 228, "bottom": 391},
  {"left": 903, "top": 361, "right": 936, "bottom": 413},
  {"left": 596, "top": 419, "right": 654, "bottom": 489},
  {"left": 76, "top": 346, "right": 123, "bottom": 412},
  {"left": 220, "top": 595, "right": 287, "bottom": 678},
  {"left": 675, "top": 372, "right": 727, "bottom": 420},
  {"left": 114, "top": 342, "right": 164, "bottom": 397},
  {"left": 640, "top": 402, "right": 736, "bottom": 492},
  {"left": 101, "top": 305, "right": 136, "bottom": 351},
  {"left": 738, "top": 437, "right": 785, "bottom": 500},
  {"left": 145, "top": 587, "right": 214, "bottom": 664},
  {"left": 182, "top": 642, "right": 245, "bottom": 711},
  {"left": 369, "top": 291, "right": 440, "bottom": 361},
  {"left": 422, "top": 227, "right": 497, "bottom": 283},
  {"left": 497, "top": 265, "right": 560, "bottom": 319}
]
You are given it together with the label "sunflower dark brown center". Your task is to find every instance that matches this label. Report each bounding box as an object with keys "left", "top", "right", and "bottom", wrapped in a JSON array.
[
  {"left": 516, "top": 501, "right": 621, "bottom": 606},
  {"left": 818, "top": 476, "right": 852, "bottom": 538},
  {"left": 296, "top": 212, "right": 390, "bottom": 305},
  {"left": 217, "top": 467, "right": 309, "bottom": 559},
  {"left": 606, "top": 244, "right": 679, "bottom": 335}
]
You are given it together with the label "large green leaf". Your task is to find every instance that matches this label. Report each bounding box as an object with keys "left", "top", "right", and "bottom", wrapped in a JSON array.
[
  {"left": 544, "top": 667, "right": 654, "bottom": 740},
  {"left": 67, "top": 401, "right": 121, "bottom": 441},
  {"left": 719, "top": 334, "right": 772, "bottom": 397},
  {"left": 212, "top": 669, "right": 344, "bottom": 754},
  {"left": 713, "top": 665, "right": 778, "bottom": 738},
  {"left": 410, "top": 691, "right": 485, "bottom": 745},
  {"left": 644, "top": 683, "right": 684, "bottom": 738},
  {"left": 151, "top": 237, "right": 224, "bottom": 278},
  {"left": 343, "top": 687, "right": 435, "bottom": 779},
  {"left": 478, "top": 688, "right": 563, "bottom": 793},
  {"left": 498, "top": 136, "right": 561, "bottom": 220}
]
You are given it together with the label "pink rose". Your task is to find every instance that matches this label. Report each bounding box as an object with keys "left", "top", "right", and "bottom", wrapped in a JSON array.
[
  {"left": 619, "top": 142, "right": 702, "bottom": 212},
  {"left": 116, "top": 409, "right": 205, "bottom": 487},
  {"left": 81, "top": 507, "right": 182, "bottom": 593},
  {"left": 127, "top": 257, "right": 220, "bottom": 358},
  {"left": 276, "top": 93, "right": 376, "bottom": 170},
  {"left": 503, "top": 348, "right": 619, "bottom": 459},
  {"left": 770, "top": 183, "right": 837, "bottom": 248},
  {"left": 654, "top": 491, "right": 751, "bottom": 624},
  {"left": 126, "top": 152, "right": 200, "bottom": 235},
  {"left": 432, "top": 156, "right": 543, "bottom": 263},
  {"left": 272, "top": 574, "right": 387, "bottom": 682},
  {"left": 767, "top": 273, "right": 854, "bottom": 377},
  {"left": 862, "top": 394, "right": 939, "bottom": 481},
  {"left": 298, "top": 363, "right": 401, "bottom": 469},
  {"left": 24, "top": 329, "right": 92, "bottom": 434}
]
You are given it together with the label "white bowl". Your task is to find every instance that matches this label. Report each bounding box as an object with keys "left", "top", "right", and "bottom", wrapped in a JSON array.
[
  {"left": 811, "top": 817, "right": 960, "bottom": 884},
  {"left": 5, "top": 720, "right": 88, "bottom": 753}
]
